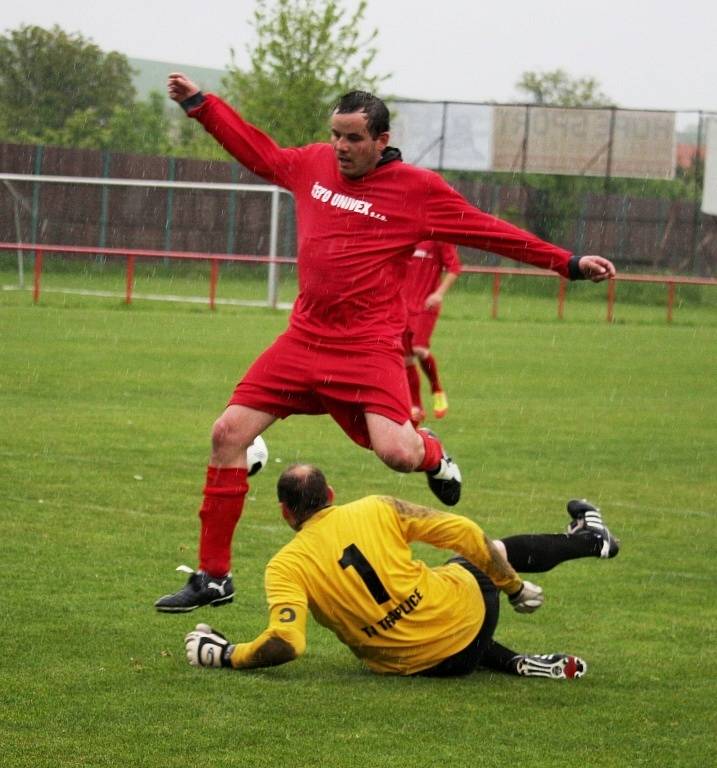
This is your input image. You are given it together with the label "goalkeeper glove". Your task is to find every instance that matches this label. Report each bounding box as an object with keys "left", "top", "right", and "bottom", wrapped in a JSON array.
[
  {"left": 185, "top": 623, "right": 234, "bottom": 668},
  {"left": 508, "top": 581, "right": 544, "bottom": 613}
]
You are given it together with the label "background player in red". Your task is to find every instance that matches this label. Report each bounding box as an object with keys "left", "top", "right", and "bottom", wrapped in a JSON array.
[
  {"left": 404, "top": 240, "right": 461, "bottom": 424},
  {"left": 155, "top": 73, "right": 615, "bottom": 613}
]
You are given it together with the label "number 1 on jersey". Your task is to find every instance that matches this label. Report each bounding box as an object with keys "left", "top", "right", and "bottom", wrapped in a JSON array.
[{"left": 338, "top": 544, "right": 391, "bottom": 604}]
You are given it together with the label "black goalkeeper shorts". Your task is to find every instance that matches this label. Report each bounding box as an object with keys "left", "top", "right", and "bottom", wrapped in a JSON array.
[{"left": 417, "top": 556, "right": 500, "bottom": 678}]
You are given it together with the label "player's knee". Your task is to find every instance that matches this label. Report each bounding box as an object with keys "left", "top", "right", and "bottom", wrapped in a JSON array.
[
  {"left": 211, "top": 415, "right": 249, "bottom": 452},
  {"left": 375, "top": 443, "right": 419, "bottom": 473}
]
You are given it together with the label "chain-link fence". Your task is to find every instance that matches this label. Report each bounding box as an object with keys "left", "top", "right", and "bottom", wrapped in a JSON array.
[{"left": 1, "top": 100, "right": 715, "bottom": 277}]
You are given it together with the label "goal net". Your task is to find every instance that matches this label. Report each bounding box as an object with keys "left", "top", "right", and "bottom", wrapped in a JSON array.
[{"left": 0, "top": 173, "right": 297, "bottom": 309}]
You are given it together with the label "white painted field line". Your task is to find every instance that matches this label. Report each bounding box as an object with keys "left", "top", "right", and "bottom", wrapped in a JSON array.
[{"left": 2, "top": 283, "right": 293, "bottom": 310}]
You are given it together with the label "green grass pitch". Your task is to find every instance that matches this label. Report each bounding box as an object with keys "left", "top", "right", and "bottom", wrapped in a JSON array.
[{"left": 1, "top": 277, "right": 716, "bottom": 767}]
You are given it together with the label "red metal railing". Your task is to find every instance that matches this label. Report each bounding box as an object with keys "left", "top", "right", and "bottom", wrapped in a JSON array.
[
  {"left": 459, "top": 264, "right": 716, "bottom": 323},
  {"left": 3, "top": 242, "right": 295, "bottom": 310},
  {"left": 3, "top": 242, "right": 716, "bottom": 321}
]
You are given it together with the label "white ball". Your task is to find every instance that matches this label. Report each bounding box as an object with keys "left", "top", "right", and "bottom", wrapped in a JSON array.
[{"left": 246, "top": 435, "right": 269, "bottom": 477}]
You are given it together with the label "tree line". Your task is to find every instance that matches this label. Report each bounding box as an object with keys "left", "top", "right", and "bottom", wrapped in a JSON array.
[
  {"left": 0, "top": 1, "right": 384, "bottom": 158},
  {"left": 0, "top": 1, "right": 703, "bottom": 250}
]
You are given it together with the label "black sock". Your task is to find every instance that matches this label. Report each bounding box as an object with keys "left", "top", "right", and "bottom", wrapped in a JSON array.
[
  {"left": 501, "top": 533, "right": 600, "bottom": 573},
  {"left": 479, "top": 640, "right": 521, "bottom": 675}
]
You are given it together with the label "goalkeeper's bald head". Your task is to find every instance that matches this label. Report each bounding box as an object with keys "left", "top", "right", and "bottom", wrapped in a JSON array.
[{"left": 277, "top": 464, "right": 333, "bottom": 527}]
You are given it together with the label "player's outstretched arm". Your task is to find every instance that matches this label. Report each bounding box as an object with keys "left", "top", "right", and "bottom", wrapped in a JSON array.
[
  {"left": 185, "top": 597, "right": 308, "bottom": 671},
  {"left": 167, "top": 72, "right": 200, "bottom": 103},
  {"left": 185, "top": 622, "right": 304, "bottom": 670},
  {"left": 391, "top": 496, "right": 543, "bottom": 611},
  {"left": 578, "top": 255, "right": 616, "bottom": 282}
]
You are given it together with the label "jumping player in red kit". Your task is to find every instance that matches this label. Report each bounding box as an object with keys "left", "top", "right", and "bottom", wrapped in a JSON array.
[
  {"left": 404, "top": 240, "right": 461, "bottom": 424},
  {"left": 155, "top": 73, "right": 615, "bottom": 612}
]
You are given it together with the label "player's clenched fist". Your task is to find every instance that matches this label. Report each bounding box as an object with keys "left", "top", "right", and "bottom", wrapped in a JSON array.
[
  {"left": 185, "top": 623, "right": 233, "bottom": 668},
  {"left": 167, "top": 72, "right": 199, "bottom": 103},
  {"left": 578, "top": 255, "right": 616, "bottom": 282},
  {"left": 508, "top": 580, "right": 544, "bottom": 613}
]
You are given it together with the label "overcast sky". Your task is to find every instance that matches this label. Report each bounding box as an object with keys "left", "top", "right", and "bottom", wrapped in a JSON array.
[{"left": 3, "top": 0, "right": 716, "bottom": 116}]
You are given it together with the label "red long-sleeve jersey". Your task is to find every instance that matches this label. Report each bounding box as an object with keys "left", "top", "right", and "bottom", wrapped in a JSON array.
[{"left": 189, "top": 95, "right": 574, "bottom": 344}]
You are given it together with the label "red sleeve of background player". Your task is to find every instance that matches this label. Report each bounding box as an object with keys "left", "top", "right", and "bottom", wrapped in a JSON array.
[
  {"left": 421, "top": 172, "right": 577, "bottom": 279},
  {"left": 440, "top": 242, "right": 462, "bottom": 275},
  {"left": 188, "top": 94, "right": 304, "bottom": 190}
]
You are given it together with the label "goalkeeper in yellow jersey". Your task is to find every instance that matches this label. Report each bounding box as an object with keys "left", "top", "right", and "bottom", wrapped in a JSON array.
[{"left": 185, "top": 464, "right": 619, "bottom": 679}]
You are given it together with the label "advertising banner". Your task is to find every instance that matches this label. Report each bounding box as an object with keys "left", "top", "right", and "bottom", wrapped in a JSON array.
[
  {"left": 702, "top": 117, "right": 717, "bottom": 216},
  {"left": 492, "top": 106, "right": 674, "bottom": 178},
  {"left": 391, "top": 101, "right": 675, "bottom": 179},
  {"left": 440, "top": 103, "right": 493, "bottom": 171},
  {"left": 389, "top": 101, "right": 445, "bottom": 167}
]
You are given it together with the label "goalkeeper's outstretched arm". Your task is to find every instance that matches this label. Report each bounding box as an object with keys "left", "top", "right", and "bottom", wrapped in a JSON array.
[
  {"left": 228, "top": 623, "right": 306, "bottom": 669},
  {"left": 390, "top": 497, "right": 544, "bottom": 613},
  {"left": 185, "top": 603, "right": 308, "bottom": 670}
]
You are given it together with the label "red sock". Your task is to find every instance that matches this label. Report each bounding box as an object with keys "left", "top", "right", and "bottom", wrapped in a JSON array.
[
  {"left": 417, "top": 430, "right": 444, "bottom": 472},
  {"left": 198, "top": 466, "right": 248, "bottom": 577},
  {"left": 420, "top": 354, "right": 442, "bottom": 393},
  {"left": 406, "top": 363, "right": 423, "bottom": 410}
]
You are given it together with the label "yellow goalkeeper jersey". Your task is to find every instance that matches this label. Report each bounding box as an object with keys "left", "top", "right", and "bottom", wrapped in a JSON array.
[{"left": 229, "top": 495, "right": 522, "bottom": 675}]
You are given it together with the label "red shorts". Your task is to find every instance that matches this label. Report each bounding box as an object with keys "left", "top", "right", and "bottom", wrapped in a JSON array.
[
  {"left": 228, "top": 331, "right": 412, "bottom": 449},
  {"left": 405, "top": 310, "right": 439, "bottom": 350}
]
